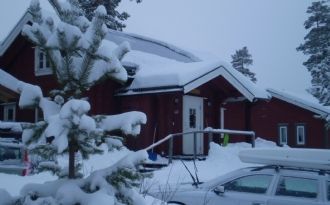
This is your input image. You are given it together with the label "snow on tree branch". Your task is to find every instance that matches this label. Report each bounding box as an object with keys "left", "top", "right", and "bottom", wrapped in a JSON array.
[
  {"left": 22, "top": 0, "right": 130, "bottom": 98},
  {"left": 17, "top": 150, "right": 148, "bottom": 205},
  {"left": 95, "top": 112, "right": 147, "bottom": 136},
  {"left": 0, "top": 0, "right": 150, "bottom": 203}
]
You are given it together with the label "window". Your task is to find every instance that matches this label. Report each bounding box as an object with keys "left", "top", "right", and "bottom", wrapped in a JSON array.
[
  {"left": 223, "top": 175, "right": 273, "bottom": 194},
  {"left": 296, "top": 124, "right": 306, "bottom": 145},
  {"left": 3, "top": 103, "right": 16, "bottom": 122},
  {"left": 275, "top": 176, "right": 318, "bottom": 199},
  {"left": 189, "top": 108, "right": 196, "bottom": 128},
  {"left": 35, "top": 47, "right": 52, "bottom": 76},
  {"left": 278, "top": 125, "right": 288, "bottom": 145}
]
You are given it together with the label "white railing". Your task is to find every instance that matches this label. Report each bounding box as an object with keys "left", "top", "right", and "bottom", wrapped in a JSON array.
[{"left": 145, "top": 128, "right": 256, "bottom": 163}]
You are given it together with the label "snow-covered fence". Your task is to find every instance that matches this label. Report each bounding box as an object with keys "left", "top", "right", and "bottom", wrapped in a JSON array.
[{"left": 145, "top": 128, "right": 255, "bottom": 163}]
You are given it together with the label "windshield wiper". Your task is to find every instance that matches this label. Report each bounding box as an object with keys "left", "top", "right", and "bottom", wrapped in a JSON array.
[{"left": 180, "top": 159, "right": 200, "bottom": 188}]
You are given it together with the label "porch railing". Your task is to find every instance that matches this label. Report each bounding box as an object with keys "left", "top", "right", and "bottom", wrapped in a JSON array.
[{"left": 145, "top": 128, "right": 256, "bottom": 164}]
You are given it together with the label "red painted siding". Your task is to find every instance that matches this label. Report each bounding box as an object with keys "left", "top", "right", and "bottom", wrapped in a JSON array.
[
  {"left": 250, "top": 99, "right": 328, "bottom": 148},
  {"left": 117, "top": 92, "right": 183, "bottom": 155},
  {"left": 223, "top": 98, "right": 328, "bottom": 148},
  {"left": 1, "top": 34, "right": 329, "bottom": 155}
]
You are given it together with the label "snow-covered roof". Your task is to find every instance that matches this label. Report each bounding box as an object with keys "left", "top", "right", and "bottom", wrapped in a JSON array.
[
  {"left": 0, "top": 3, "right": 269, "bottom": 102},
  {"left": 267, "top": 88, "right": 330, "bottom": 116},
  {"left": 0, "top": 6, "right": 199, "bottom": 64},
  {"left": 118, "top": 50, "right": 270, "bottom": 101},
  {"left": 106, "top": 30, "right": 200, "bottom": 63}
]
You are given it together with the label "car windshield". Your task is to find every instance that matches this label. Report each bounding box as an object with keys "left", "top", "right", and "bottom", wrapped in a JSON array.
[
  {"left": 223, "top": 174, "right": 273, "bottom": 194},
  {"left": 0, "top": 146, "right": 21, "bottom": 161}
]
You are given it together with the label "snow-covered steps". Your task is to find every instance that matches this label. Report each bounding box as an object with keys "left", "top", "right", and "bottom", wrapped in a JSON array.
[
  {"left": 170, "top": 155, "right": 207, "bottom": 161},
  {"left": 139, "top": 162, "right": 169, "bottom": 173}
]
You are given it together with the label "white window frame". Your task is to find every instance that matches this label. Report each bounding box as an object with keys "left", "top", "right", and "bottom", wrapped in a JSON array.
[
  {"left": 278, "top": 125, "right": 288, "bottom": 145},
  {"left": 296, "top": 124, "right": 306, "bottom": 145},
  {"left": 34, "top": 47, "right": 52, "bottom": 76},
  {"left": 3, "top": 103, "right": 16, "bottom": 122}
]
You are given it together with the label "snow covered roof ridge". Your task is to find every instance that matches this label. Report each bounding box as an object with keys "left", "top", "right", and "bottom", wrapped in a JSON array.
[
  {"left": 0, "top": 0, "right": 56, "bottom": 57},
  {"left": 267, "top": 88, "right": 330, "bottom": 116},
  {"left": 220, "top": 61, "right": 270, "bottom": 101},
  {"left": 107, "top": 29, "right": 201, "bottom": 63}
]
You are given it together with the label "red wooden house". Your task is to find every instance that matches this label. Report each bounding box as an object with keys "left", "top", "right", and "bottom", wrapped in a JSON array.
[{"left": 0, "top": 10, "right": 329, "bottom": 156}]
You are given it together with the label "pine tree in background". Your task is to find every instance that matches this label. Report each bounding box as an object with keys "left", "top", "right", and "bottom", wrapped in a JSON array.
[
  {"left": 78, "top": 0, "right": 142, "bottom": 31},
  {"left": 297, "top": 0, "right": 330, "bottom": 108},
  {"left": 231, "top": 46, "right": 257, "bottom": 83}
]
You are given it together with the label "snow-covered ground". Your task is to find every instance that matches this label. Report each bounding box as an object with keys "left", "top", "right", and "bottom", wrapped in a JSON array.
[{"left": 0, "top": 138, "right": 283, "bottom": 204}]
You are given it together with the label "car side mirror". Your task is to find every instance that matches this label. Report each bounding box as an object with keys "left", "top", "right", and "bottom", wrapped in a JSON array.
[{"left": 214, "top": 186, "right": 225, "bottom": 195}]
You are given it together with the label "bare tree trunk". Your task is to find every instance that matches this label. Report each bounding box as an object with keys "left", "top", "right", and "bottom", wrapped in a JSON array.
[{"left": 68, "top": 139, "right": 77, "bottom": 179}]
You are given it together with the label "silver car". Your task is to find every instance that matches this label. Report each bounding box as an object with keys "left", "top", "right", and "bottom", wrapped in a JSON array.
[{"left": 152, "top": 166, "right": 330, "bottom": 205}]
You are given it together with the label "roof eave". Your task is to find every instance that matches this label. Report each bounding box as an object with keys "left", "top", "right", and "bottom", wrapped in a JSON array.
[
  {"left": 0, "top": 11, "right": 32, "bottom": 57},
  {"left": 184, "top": 65, "right": 269, "bottom": 102},
  {"left": 267, "top": 89, "right": 330, "bottom": 116}
]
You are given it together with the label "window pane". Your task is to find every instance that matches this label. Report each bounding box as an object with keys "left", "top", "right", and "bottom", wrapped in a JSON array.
[
  {"left": 276, "top": 176, "right": 317, "bottom": 198},
  {"left": 189, "top": 108, "right": 196, "bottom": 128},
  {"left": 279, "top": 126, "right": 287, "bottom": 144},
  {"left": 39, "top": 52, "right": 44, "bottom": 69},
  {"left": 7, "top": 108, "right": 14, "bottom": 121},
  {"left": 46, "top": 57, "right": 50, "bottom": 68},
  {"left": 297, "top": 126, "right": 305, "bottom": 144},
  {"left": 224, "top": 175, "right": 273, "bottom": 194},
  {"left": 4, "top": 104, "right": 15, "bottom": 122}
]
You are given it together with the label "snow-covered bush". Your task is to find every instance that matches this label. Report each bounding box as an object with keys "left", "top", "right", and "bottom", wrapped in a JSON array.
[{"left": 0, "top": 0, "right": 149, "bottom": 204}]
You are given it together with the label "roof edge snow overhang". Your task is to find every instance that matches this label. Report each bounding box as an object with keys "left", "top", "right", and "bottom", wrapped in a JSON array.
[
  {"left": 184, "top": 65, "right": 269, "bottom": 102},
  {"left": 118, "top": 65, "right": 270, "bottom": 102},
  {"left": 108, "top": 29, "right": 201, "bottom": 63},
  {"left": 267, "top": 88, "right": 330, "bottom": 116},
  {"left": 0, "top": 11, "right": 31, "bottom": 56},
  {"left": 116, "top": 86, "right": 182, "bottom": 96}
]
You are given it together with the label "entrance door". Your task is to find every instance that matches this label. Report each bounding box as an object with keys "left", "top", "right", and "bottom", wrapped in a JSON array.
[{"left": 183, "top": 95, "right": 204, "bottom": 155}]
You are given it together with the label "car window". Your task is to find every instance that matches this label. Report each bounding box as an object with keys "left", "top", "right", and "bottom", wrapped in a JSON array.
[
  {"left": 0, "top": 146, "right": 21, "bottom": 161},
  {"left": 275, "top": 176, "right": 318, "bottom": 199},
  {"left": 223, "top": 174, "right": 273, "bottom": 194}
]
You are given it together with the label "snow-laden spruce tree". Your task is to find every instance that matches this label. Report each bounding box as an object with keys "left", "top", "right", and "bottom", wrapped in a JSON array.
[
  {"left": 231, "top": 46, "right": 257, "bottom": 83},
  {"left": 0, "top": 0, "right": 150, "bottom": 204},
  {"left": 297, "top": 1, "right": 330, "bottom": 108},
  {"left": 77, "top": 0, "right": 142, "bottom": 31}
]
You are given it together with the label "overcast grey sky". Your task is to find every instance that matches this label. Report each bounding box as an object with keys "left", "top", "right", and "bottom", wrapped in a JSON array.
[
  {"left": 0, "top": 0, "right": 315, "bottom": 95},
  {"left": 119, "top": 0, "right": 315, "bottom": 94}
]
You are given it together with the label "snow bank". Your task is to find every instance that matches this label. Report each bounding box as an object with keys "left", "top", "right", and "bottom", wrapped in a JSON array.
[
  {"left": 0, "top": 189, "right": 13, "bottom": 205},
  {"left": 0, "top": 138, "right": 284, "bottom": 205},
  {"left": 150, "top": 138, "right": 285, "bottom": 186},
  {"left": 17, "top": 149, "right": 148, "bottom": 205}
]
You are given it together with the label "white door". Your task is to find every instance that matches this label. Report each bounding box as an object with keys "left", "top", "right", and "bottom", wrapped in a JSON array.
[{"left": 183, "top": 95, "right": 203, "bottom": 155}]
